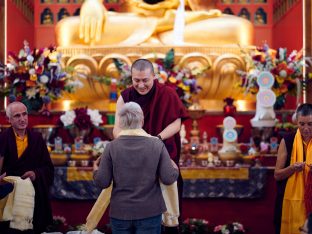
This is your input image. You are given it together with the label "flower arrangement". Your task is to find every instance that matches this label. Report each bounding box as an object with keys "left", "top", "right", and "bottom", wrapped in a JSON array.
[
  {"left": 95, "top": 49, "right": 207, "bottom": 108},
  {"left": 154, "top": 49, "right": 205, "bottom": 107},
  {"left": 180, "top": 218, "right": 212, "bottom": 234},
  {"left": 213, "top": 222, "right": 245, "bottom": 234},
  {"left": 60, "top": 107, "right": 103, "bottom": 130},
  {"left": 238, "top": 44, "right": 311, "bottom": 109},
  {"left": 0, "top": 41, "right": 82, "bottom": 112},
  {"left": 180, "top": 219, "right": 246, "bottom": 234},
  {"left": 46, "top": 215, "right": 68, "bottom": 233}
]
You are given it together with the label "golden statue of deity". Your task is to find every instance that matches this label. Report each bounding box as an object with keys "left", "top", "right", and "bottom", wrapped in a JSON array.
[{"left": 55, "top": 0, "right": 254, "bottom": 46}]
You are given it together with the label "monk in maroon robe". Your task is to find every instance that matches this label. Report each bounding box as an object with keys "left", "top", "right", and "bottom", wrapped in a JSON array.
[
  {"left": 113, "top": 59, "right": 188, "bottom": 234},
  {"left": 0, "top": 102, "right": 54, "bottom": 234}
]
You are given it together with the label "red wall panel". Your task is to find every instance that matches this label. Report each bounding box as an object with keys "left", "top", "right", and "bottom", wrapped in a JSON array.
[
  {"left": 273, "top": 1, "right": 303, "bottom": 51},
  {"left": 7, "top": 0, "right": 34, "bottom": 53}
]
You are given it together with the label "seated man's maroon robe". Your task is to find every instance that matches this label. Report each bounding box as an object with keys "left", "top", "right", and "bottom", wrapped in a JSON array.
[
  {"left": 121, "top": 79, "right": 189, "bottom": 164},
  {"left": 0, "top": 127, "right": 54, "bottom": 234}
]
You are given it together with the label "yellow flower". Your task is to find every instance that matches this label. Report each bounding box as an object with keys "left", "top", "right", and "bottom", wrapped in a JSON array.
[
  {"left": 272, "top": 88, "right": 281, "bottom": 96},
  {"left": 30, "top": 74, "right": 37, "bottom": 81},
  {"left": 168, "top": 76, "right": 177, "bottom": 84},
  {"left": 179, "top": 83, "right": 190, "bottom": 91},
  {"left": 249, "top": 86, "right": 258, "bottom": 94},
  {"left": 275, "top": 76, "right": 284, "bottom": 84},
  {"left": 48, "top": 51, "right": 58, "bottom": 63}
]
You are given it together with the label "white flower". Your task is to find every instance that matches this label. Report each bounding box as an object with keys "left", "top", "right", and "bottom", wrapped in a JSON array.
[
  {"left": 67, "top": 80, "right": 84, "bottom": 89},
  {"left": 278, "top": 48, "right": 285, "bottom": 61},
  {"left": 60, "top": 110, "right": 76, "bottom": 127},
  {"left": 26, "top": 55, "right": 34, "bottom": 63},
  {"left": 26, "top": 87, "right": 38, "bottom": 99},
  {"left": 6, "top": 63, "right": 15, "bottom": 71},
  {"left": 87, "top": 109, "right": 103, "bottom": 126},
  {"left": 40, "top": 75, "right": 49, "bottom": 84},
  {"left": 175, "top": 72, "right": 184, "bottom": 81},
  {"left": 29, "top": 68, "right": 36, "bottom": 75},
  {"left": 279, "top": 70, "right": 287, "bottom": 78}
]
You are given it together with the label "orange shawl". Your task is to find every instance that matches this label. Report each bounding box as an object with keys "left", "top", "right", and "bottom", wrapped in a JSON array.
[{"left": 281, "top": 129, "right": 312, "bottom": 234}]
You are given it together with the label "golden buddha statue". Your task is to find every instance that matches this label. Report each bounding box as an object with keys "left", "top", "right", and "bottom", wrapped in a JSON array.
[{"left": 55, "top": 0, "right": 254, "bottom": 46}]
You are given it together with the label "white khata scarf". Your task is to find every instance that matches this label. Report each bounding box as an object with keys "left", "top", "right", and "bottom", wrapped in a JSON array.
[{"left": 1, "top": 176, "right": 35, "bottom": 231}]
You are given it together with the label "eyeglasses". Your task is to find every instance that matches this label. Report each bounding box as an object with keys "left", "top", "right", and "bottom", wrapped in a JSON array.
[{"left": 299, "top": 225, "right": 309, "bottom": 233}]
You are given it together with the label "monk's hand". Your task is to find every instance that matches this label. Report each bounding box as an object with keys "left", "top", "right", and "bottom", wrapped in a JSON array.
[
  {"left": 79, "top": 0, "right": 106, "bottom": 43},
  {"left": 0, "top": 172, "right": 6, "bottom": 185},
  {"left": 292, "top": 162, "right": 305, "bottom": 172},
  {"left": 21, "top": 171, "right": 36, "bottom": 181}
]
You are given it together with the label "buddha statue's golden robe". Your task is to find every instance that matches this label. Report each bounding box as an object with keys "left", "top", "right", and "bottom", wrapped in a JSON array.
[{"left": 55, "top": 0, "right": 254, "bottom": 46}]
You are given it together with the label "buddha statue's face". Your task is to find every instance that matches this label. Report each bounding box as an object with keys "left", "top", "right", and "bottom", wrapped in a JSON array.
[{"left": 132, "top": 68, "right": 154, "bottom": 95}]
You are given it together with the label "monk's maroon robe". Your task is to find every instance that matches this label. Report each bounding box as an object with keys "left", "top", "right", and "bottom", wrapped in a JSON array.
[
  {"left": 121, "top": 80, "right": 189, "bottom": 164},
  {"left": 0, "top": 127, "right": 54, "bottom": 234}
]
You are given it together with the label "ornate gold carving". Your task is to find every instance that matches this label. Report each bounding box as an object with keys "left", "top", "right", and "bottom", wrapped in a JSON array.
[{"left": 58, "top": 46, "right": 255, "bottom": 109}]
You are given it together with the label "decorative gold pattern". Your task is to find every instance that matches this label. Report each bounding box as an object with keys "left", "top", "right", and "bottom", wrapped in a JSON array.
[{"left": 58, "top": 45, "right": 255, "bottom": 109}]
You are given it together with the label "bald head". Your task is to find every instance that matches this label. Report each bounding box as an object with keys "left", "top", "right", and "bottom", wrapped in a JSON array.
[
  {"left": 6, "top": 102, "right": 27, "bottom": 118},
  {"left": 6, "top": 102, "right": 28, "bottom": 133}
]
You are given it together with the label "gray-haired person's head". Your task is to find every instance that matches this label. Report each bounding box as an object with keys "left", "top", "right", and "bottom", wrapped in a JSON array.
[
  {"left": 296, "top": 103, "right": 312, "bottom": 119},
  {"left": 6, "top": 101, "right": 27, "bottom": 118},
  {"left": 118, "top": 102, "right": 144, "bottom": 129}
]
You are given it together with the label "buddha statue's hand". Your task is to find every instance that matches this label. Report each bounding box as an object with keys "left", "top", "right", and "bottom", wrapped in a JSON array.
[{"left": 79, "top": 0, "right": 106, "bottom": 43}]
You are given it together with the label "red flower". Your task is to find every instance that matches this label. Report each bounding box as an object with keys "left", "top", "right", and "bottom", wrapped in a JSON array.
[{"left": 74, "top": 108, "right": 92, "bottom": 130}]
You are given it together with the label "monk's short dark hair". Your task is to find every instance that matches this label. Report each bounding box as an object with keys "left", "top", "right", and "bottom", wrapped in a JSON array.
[
  {"left": 131, "top": 59, "right": 154, "bottom": 75},
  {"left": 296, "top": 103, "right": 312, "bottom": 118}
]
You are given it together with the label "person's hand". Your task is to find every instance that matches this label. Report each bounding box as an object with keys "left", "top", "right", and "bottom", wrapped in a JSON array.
[
  {"left": 79, "top": 0, "right": 106, "bottom": 43},
  {"left": 93, "top": 156, "right": 101, "bottom": 171},
  {"left": 0, "top": 172, "right": 6, "bottom": 185},
  {"left": 21, "top": 171, "right": 36, "bottom": 181},
  {"left": 170, "top": 159, "right": 178, "bottom": 170},
  {"left": 292, "top": 162, "right": 305, "bottom": 172}
]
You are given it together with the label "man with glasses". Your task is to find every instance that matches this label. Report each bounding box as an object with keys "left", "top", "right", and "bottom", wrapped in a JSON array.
[{"left": 0, "top": 101, "right": 54, "bottom": 234}]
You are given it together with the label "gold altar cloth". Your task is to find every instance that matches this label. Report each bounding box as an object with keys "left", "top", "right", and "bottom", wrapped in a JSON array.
[{"left": 181, "top": 167, "right": 249, "bottom": 180}]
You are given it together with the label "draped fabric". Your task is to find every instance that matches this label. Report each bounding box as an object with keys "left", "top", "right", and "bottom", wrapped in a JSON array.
[
  {"left": 0, "top": 127, "right": 54, "bottom": 234},
  {"left": 1, "top": 176, "right": 35, "bottom": 231},
  {"left": 121, "top": 79, "right": 189, "bottom": 164},
  {"left": 86, "top": 129, "right": 180, "bottom": 231},
  {"left": 274, "top": 133, "right": 294, "bottom": 234},
  {"left": 281, "top": 129, "right": 312, "bottom": 234}
]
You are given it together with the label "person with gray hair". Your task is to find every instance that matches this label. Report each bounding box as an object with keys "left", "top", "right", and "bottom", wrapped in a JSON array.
[
  {"left": 94, "top": 102, "right": 179, "bottom": 234},
  {"left": 274, "top": 103, "right": 312, "bottom": 234},
  {"left": 118, "top": 102, "right": 144, "bottom": 130}
]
